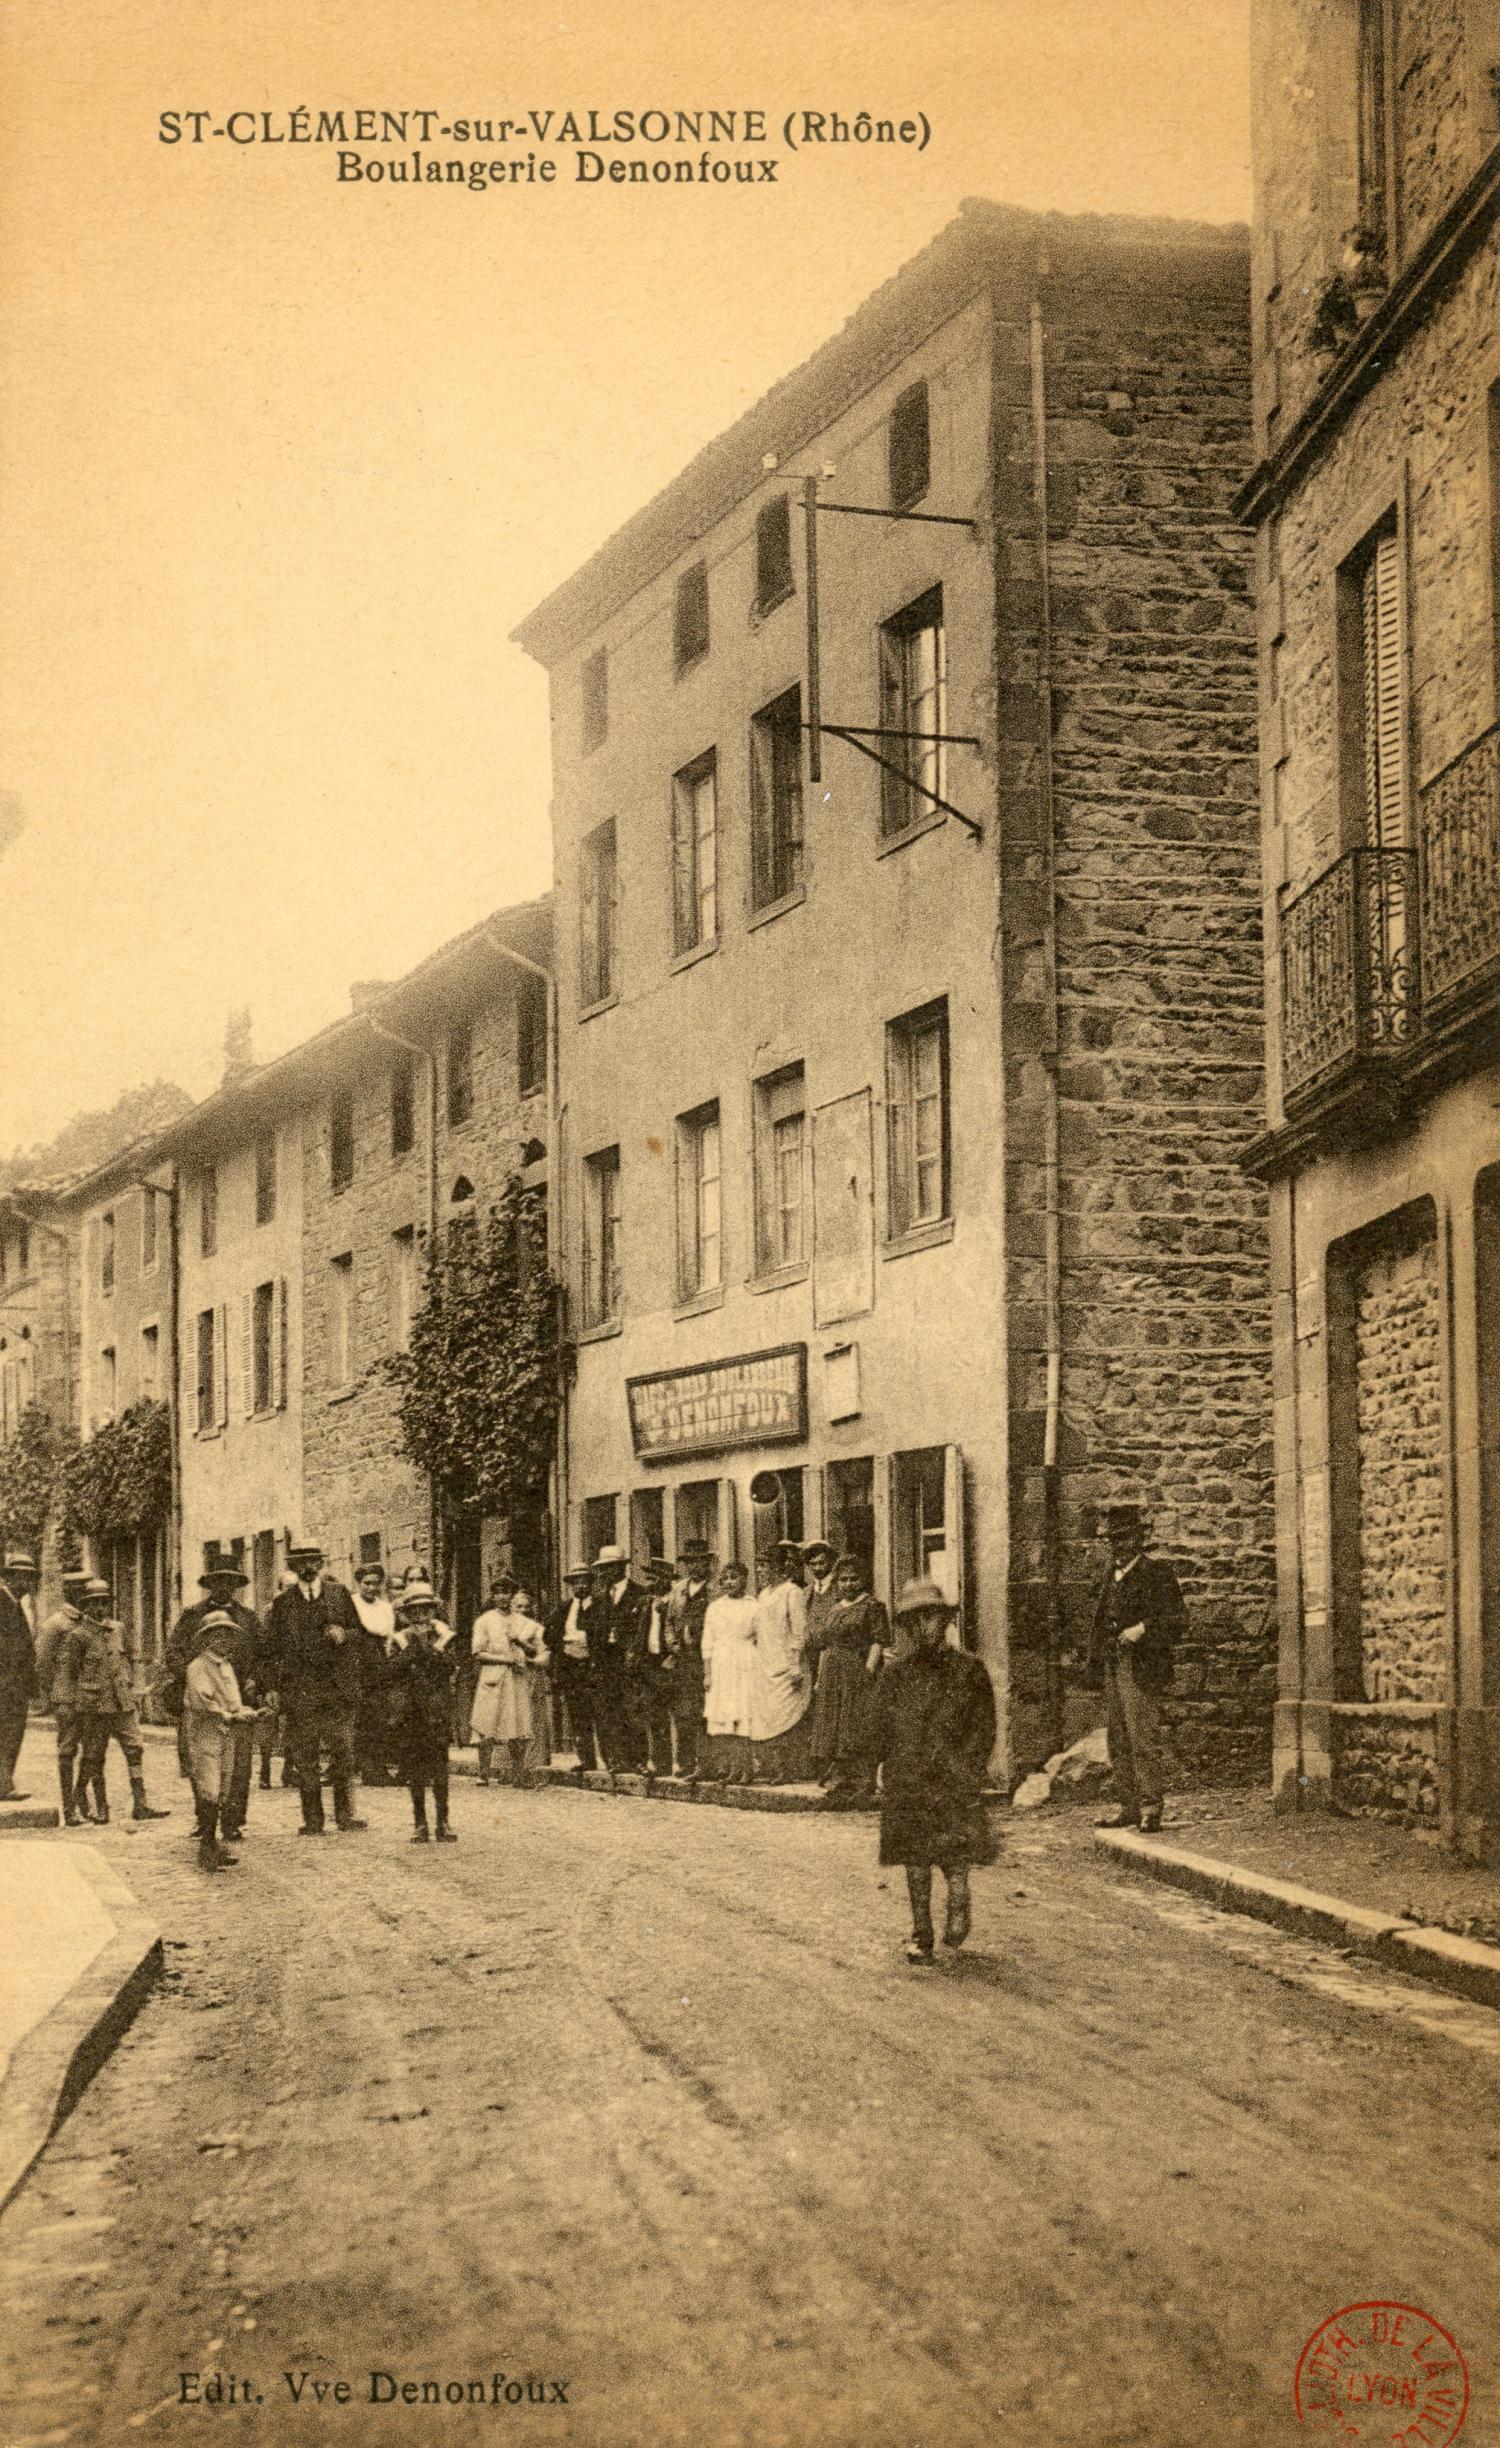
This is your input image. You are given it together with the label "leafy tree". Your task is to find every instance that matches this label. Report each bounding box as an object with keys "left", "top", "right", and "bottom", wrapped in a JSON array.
[
  {"left": 0, "top": 1402, "right": 76, "bottom": 1558},
  {"left": 384, "top": 1179, "right": 561, "bottom": 1568},
  {"left": 61, "top": 1400, "right": 172, "bottom": 1543}
]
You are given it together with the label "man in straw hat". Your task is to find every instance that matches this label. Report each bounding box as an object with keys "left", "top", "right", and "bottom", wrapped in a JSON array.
[
  {"left": 1087, "top": 1502, "right": 1185, "bottom": 1835},
  {"left": 164, "top": 1553, "right": 270, "bottom": 1842},
  {"left": 0, "top": 1548, "right": 38, "bottom": 1802},
  {"left": 549, "top": 1561, "right": 598, "bottom": 1771},
  {"left": 873, "top": 1580, "right": 996, "bottom": 1966},
  {"left": 267, "top": 1537, "right": 366, "bottom": 1835}
]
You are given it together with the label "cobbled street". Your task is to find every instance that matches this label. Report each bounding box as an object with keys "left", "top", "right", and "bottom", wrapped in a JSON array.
[{"left": 2, "top": 1783, "right": 1499, "bottom": 2448}]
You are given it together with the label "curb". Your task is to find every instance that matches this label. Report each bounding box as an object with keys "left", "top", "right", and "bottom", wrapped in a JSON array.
[
  {"left": 0, "top": 1848, "right": 164, "bottom": 2216},
  {"left": 452, "top": 1758, "right": 843, "bottom": 1813},
  {"left": 1095, "top": 1829, "right": 1500, "bottom": 2014}
]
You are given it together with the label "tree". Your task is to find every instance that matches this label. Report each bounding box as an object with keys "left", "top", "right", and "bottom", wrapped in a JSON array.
[
  {"left": 0, "top": 1402, "right": 76, "bottom": 1560},
  {"left": 384, "top": 1179, "right": 561, "bottom": 1578},
  {"left": 61, "top": 1400, "right": 172, "bottom": 1545}
]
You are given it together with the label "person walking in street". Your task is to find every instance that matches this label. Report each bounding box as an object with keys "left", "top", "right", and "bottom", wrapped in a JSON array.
[
  {"left": 873, "top": 1580, "right": 997, "bottom": 1966},
  {"left": 470, "top": 1575, "right": 542, "bottom": 1785},
  {"left": 810, "top": 1554, "right": 889, "bottom": 1807},
  {"left": 61, "top": 1578, "right": 171, "bottom": 1827},
  {"left": 633, "top": 1553, "right": 678, "bottom": 1778},
  {"left": 182, "top": 1613, "right": 263, "bottom": 1873},
  {"left": 267, "top": 1537, "right": 367, "bottom": 1837},
  {"left": 0, "top": 1548, "right": 38, "bottom": 1802},
  {"left": 551, "top": 1563, "right": 597, "bottom": 1770},
  {"left": 1089, "top": 1503, "right": 1186, "bottom": 1835},
  {"left": 664, "top": 1539, "right": 713, "bottom": 1783},
  {"left": 386, "top": 1580, "right": 458, "bottom": 1842},
  {"left": 163, "top": 1558, "right": 268, "bottom": 1842},
  {"left": 701, "top": 1560, "right": 758, "bottom": 1784},
  {"left": 351, "top": 1560, "right": 399, "bottom": 1785},
  {"left": 588, "top": 1544, "right": 645, "bottom": 1774},
  {"left": 748, "top": 1541, "right": 813, "bottom": 1785}
]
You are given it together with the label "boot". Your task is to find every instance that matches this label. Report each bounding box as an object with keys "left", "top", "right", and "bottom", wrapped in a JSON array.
[
  {"left": 942, "top": 1872, "right": 972, "bottom": 1950},
  {"left": 476, "top": 1741, "right": 493, "bottom": 1787},
  {"left": 197, "top": 1798, "right": 224, "bottom": 1869},
  {"left": 60, "top": 1756, "right": 83, "bottom": 1827},
  {"left": 130, "top": 1771, "right": 170, "bottom": 1822},
  {"left": 435, "top": 1820, "right": 458, "bottom": 1843},
  {"left": 90, "top": 1772, "right": 109, "bottom": 1825}
]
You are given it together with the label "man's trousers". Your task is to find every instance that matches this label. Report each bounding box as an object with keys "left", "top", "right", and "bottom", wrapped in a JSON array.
[
  {"left": 1104, "top": 1657, "right": 1167, "bottom": 1818},
  {"left": 284, "top": 1701, "right": 358, "bottom": 1831}
]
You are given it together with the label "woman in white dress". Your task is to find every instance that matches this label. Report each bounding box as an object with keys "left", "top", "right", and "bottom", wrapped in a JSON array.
[
  {"left": 469, "top": 1589, "right": 545, "bottom": 1786},
  {"left": 701, "top": 1561, "right": 758, "bottom": 1785}
]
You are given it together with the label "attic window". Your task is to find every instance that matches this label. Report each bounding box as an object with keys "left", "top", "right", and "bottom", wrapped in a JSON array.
[
  {"left": 889, "top": 381, "right": 930, "bottom": 510},
  {"left": 754, "top": 497, "right": 794, "bottom": 616}
]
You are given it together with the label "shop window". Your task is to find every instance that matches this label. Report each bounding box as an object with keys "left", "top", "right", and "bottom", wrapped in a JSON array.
[
  {"left": 675, "top": 1479, "right": 722, "bottom": 1561},
  {"left": 671, "top": 750, "right": 718, "bottom": 956},
  {"left": 630, "top": 1487, "right": 665, "bottom": 1573},
  {"left": 878, "top": 586, "right": 946, "bottom": 838},
  {"left": 675, "top": 560, "right": 710, "bottom": 671},
  {"left": 676, "top": 1102, "right": 722, "bottom": 1301},
  {"left": 581, "top": 646, "right": 608, "bottom": 753},
  {"left": 580, "top": 818, "right": 618, "bottom": 1008},
  {"left": 255, "top": 1128, "right": 277, "bottom": 1225},
  {"left": 824, "top": 1457, "right": 876, "bottom": 1588},
  {"left": 753, "top": 1063, "right": 806, "bottom": 1273},
  {"left": 330, "top": 1089, "right": 355, "bottom": 1192},
  {"left": 750, "top": 687, "right": 804, "bottom": 909},
  {"left": 886, "top": 999, "right": 950, "bottom": 1234},
  {"left": 889, "top": 380, "right": 930, "bottom": 510},
  {"left": 754, "top": 495, "right": 793, "bottom": 615},
  {"left": 391, "top": 1053, "right": 416, "bottom": 1157},
  {"left": 581, "top": 1492, "right": 619, "bottom": 1565},
  {"left": 582, "top": 1145, "right": 622, "bottom": 1327}
]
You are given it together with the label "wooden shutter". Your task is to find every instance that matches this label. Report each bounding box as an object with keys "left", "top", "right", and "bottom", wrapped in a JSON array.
[
  {"left": 239, "top": 1292, "right": 254, "bottom": 1417},
  {"left": 1361, "top": 529, "right": 1406, "bottom": 849},
  {"left": 273, "top": 1278, "right": 288, "bottom": 1409},
  {"left": 874, "top": 1456, "right": 895, "bottom": 1618},
  {"left": 938, "top": 1445, "right": 966, "bottom": 1643},
  {"left": 215, "top": 1302, "right": 230, "bottom": 1427},
  {"left": 670, "top": 774, "right": 695, "bottom": 955}
]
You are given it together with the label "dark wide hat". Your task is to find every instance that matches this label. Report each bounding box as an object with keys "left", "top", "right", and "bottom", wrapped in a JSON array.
[{"left": 200, "top": 1559, "right": 249, "bottom": 1588}]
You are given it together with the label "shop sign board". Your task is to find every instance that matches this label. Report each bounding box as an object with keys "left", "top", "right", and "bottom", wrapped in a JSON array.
[{"left": 627, "top": 1343, "right": 808, "bottom": 1462}]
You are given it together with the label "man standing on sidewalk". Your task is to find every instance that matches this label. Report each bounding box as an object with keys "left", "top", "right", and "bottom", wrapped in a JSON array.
[
  {"left": 267, "top": 1538, "right": 367, "bottom": 1837},
  {"left": 63, "top": 1578, "right": 171, "bottom": 1827},
  {"left": 164, "top": 1559, "right": 269, "bottom": 1842},
  {"left": 1089, "top": 1504, "right": 1186, "bottom": 1836},
  {"left": 0, "top": 1549, "right": 38, "bottom": 1801},
  {"left": 550, "top": 1563, "right": 597, "bottom": 1770}
]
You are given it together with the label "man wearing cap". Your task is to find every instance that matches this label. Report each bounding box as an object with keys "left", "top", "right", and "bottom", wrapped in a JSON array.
[
  {"left": 164, "top": 1558, "right": 270, "bottom": 1842},
  {"left": 632, "top": 1554, "right": 679, "bottom": 1778},
  {"left": 664, "top": 1539, "right": 713, "bottom": 1782},
  {"left": 59, "top": 1578, "right": 171, "bottom": 1827},
  {"left": 588, "top": 1545, "right": 645, "bottom": 1775},
  {"left": 550, "top": 1564, "right": 597, "bottom": 1771},
  {"left": 267, "top": 1539, "right": 367, "bottom": 1835},
  {"left": 1088, "top": 1504, "right": 1186, "bottom": 1835},
  {"left": 0, "top": 1550, "right": 38, "bottom": 1802},
  {"left": 37, "top": 1569, "right": 95, "bottom": 1823},
  {"left": 873, "top": 1581, "right": 997, "bottom": 1965}
]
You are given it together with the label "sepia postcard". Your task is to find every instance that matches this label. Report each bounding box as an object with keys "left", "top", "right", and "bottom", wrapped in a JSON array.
[{"left": 1, "top": 2, "right": 1497, "bottom": 2442}]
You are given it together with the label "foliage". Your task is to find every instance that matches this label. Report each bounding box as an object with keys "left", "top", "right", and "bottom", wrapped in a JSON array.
[
  {"left": 0, "top": 1078, "right": 192, "bottom": 1194},
  {"left": 62, "top": 1399, "right": 172, "bottom": 1541},
  {"left": 384, "top": 1179, "right": 560, "bottom": 1527},
  {"left": 0, "top": 1402, "right": 75, "bottom": 1554}
]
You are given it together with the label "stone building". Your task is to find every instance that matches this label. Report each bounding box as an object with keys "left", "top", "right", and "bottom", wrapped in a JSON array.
[
  {"left": 516, "top": 198, "right": 1275, "bottom": 1784},
  {"left": 297, "top": 901, "right": 551, "bottom": 1618},
  {"left": 0, "top": 1183, "right": 77, "bottom": 1618},
  {"left": 1240, "top": 1, "right": 1500, "bottom": 1842}
]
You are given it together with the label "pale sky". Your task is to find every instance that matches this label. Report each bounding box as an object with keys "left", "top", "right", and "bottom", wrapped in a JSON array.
[{"left": 0, "top": 0, "right": 1252, "bottom": 1158}]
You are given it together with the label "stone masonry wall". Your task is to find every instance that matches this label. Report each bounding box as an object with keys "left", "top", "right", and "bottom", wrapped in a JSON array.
[
  {"left": 1332, "top": 1711, "right": 1442, "bottom": 1822},
  {"left": 996, "top": 249, "right": 1278, "bottom": 1779},
  {"left": 300, "top": 978, "right": 548, "bottom": 1593},
  {"left": 1354, "top": 1216, "right": 1448, "bottom": 1702}
]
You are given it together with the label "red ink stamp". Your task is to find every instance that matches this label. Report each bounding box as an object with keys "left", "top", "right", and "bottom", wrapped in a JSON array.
[{"left": 1295, "top": 2303, "right": 1468, "bottom": 2443}]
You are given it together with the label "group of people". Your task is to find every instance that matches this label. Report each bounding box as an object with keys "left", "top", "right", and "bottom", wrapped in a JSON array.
[{"left": 0, "top": 1498, "right": 1186, "bottom": 1963}]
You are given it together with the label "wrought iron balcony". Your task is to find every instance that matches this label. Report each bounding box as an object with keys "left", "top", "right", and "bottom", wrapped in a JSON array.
[
  {"left": 1419, "top": 720, "right": 1500, "bottom": 1014},
  {"left": 1279, "top": 845, "right": 1417, "bottom": 1104}
]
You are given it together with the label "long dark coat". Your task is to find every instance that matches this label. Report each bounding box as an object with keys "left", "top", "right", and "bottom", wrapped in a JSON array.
[
  {"left": 267, "top": 1578, "right": 363, "bottom": 1710},
  {"left": 1086, "top": 1553, "right": 1186, "bottom": 1692},
  {"left": 872, "top": 1645, "right": 998, "bottom": 1868},
  {"left": 386, "top": 1638, "right": 455, "bottom": 1780}
]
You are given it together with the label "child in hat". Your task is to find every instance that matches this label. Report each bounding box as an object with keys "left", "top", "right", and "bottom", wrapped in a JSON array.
[
  {"left": 183, "top": 1613, "right": 263, "bottom": 1872},
  {"left": 387, "top": 1580, "right": 457, "bottom": 1842}
]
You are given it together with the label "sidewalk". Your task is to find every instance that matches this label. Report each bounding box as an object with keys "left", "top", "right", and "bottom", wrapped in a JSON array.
[
  {"left": 1096, "top": 1785, "right": 1500, "bottom": 2012},
  {"left": 0, "top": 1734, "right": 163, "bottom": 2212}
]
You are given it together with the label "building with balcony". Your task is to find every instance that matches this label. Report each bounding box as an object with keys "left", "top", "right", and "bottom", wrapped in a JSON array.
[
  {"left": 517, "top": 199, "right": 1275, "bottom": 1785},
  {"left": 1241, "top": 0, "right": 1500, "bottom": 1844}
]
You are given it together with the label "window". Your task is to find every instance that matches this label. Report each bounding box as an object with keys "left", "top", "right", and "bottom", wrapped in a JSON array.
[
  {"left": 446, "top": 1018, "right": 475, "bottom": 1127},
  {"left": 892, "top": 1446, "right": 964, "bottom": 1613},
  {"left": 330, "top": 1088, "right": 355, "bottom": 1191},
  {"left": 886, "top": 999, "right": 950, "bottom": 1234},
  {"left": 140, "top": 1323, "right": 160, "bottom": 1402},
  {"left": 582, "top": 1146, "right": 622, "bottom": 1328},
  {"left": 676, "top": 1102, "right": 722, "bottom": 1301},
  {"left": 141, "top": 1189, "right": 158, "bottom": 1272},
  {"left": 199, "top": 1167, "right": 218, "bottom": 1259},
  {"left": 255, "top": 1128, "right": 277, "bottom": 1224},
  {"left": 252, "top": 1280, "right": 275, "bottom": 1413},
  {"left": 581, "top": 646, "right": 608, "bottom": 753},
  {"left": 516, "top": 973, "right": 547, "bottom": 1099},
  {"left": 676, "top": 1479, "right": 721, "bottom": 1558},
  {"left": 581, "top": 1492, "right": 618, "bottom": 1564},
  {"left": 580, "top": 818, "right": 618, "bottom": 1008},
  {"left": 330, "top": 1254, "right": 354, "bottom": 1387},
  {"left": 754, "top": 1063, "right": 806, "bottom": 1273},
  {"left": 879, "top": 587, "right": 946, "bottom": 838},
  {"left": 1344, "top": 522, "right": 1408, "bottom": 850},
  {"left": 750, "top": 687, "right": 805, "bottom": 909},
  {"left": 824, "top": 1456, "right": 876, "bottom": 1589},
  {"left": 889, "top": 380, "right": 931, "bottom": 509},
  {"left": 100, "top": 1212, "right": 115, "bottom": 1293},
  {"left": 671, "top": 751, "right": 718, "bottom": 956},
  {"left": 674, "top": 560, "right": 710, "bottom": 671},
  {"left": 630, "top": 1487, "right": 665, "bottom": 1572},
  {"left": 754, "top": 495, "right": 793, "bottom": 614},
  {"left": 391, "top": 1053, "right": 416, "bottom": 1156},
  {"left": 391, "top": 1226, "right": 418, "bottom": 1353},
  {"left": 196, "top": 1307, "right": 216, "bottom": 1431},
  {"left": 97, "top": 1346, "right": 116, "bottom": 1428}
]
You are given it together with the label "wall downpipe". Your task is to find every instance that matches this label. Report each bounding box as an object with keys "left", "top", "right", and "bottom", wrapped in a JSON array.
[{"left": 1029, "top": 276, "right": 1066, "bottom": 1756}]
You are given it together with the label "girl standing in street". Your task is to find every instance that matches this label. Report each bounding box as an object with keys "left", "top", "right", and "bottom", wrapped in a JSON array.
[{"left": 810, "top": 1554, "right": 889, "bottom": 1807}]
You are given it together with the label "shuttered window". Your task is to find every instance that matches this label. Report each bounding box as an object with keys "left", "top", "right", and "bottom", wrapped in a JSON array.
[
  {"left": 580, "top": 819, "right": 618, "bottom": 1007},
  {"left": 754, "top": 497, "right": 793, "bottom": 614},
  {"left": 1359, "top": 527, "right": 1407, "bottom": 848},
  {"left": 879, "top": 587, "right": 946, "bottom": 837},
  {"left": 676, "top": 1103, "right": 722, "bottom": 1301},
  {"left": 750, "top": 688, "right": 804, "bottom": 909},
  {"left": 674, "top": 561, "right": 710, "bottom": 670},
  {"left": 671, "top": 751, "right": 718, "bottom": 955}
]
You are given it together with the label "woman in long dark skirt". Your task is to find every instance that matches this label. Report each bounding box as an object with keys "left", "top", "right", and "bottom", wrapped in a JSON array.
[
  {"left": 872, "top": 1579, "right": 997, "bottom": 1964},
  {"left": 810, "top": 1554, "right": 889, "bottom": 1805}
]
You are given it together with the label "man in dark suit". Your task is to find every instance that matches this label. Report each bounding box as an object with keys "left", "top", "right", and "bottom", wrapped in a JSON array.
[
  {"left": 0, "top": 1549, "right": 38, "bottom": 1802},
  {"left": 163, "top": 1557, "right": 269, "bottom": 1841},
  {"left": 550, "top": 1563, "right": 598, "bottom": 1770},
  {"left": 267, "top": 1538, "right": 366, "bottom": 1835},
  {"left": 665, "top": 1539, "right": 714, "bottom": 1783},
  {"left": 587, "top": 1543, "right": 645, "bottom": 1774},
  {"left": 632, "top": 1553, "right": 679, "bottom": 1777},
  {"left": 1088, "top": 1503, "right": 1186, "bottom": 1835}
]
